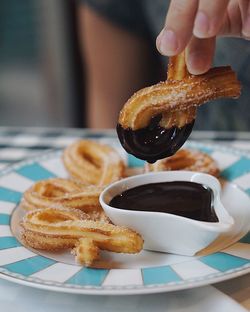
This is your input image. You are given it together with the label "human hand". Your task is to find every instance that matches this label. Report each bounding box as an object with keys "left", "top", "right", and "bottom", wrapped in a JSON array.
[{"left": 156, "top": 0, "right": 250, "bottom": 75}]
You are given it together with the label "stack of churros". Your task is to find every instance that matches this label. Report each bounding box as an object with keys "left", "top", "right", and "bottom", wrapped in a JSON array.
[{"left": 20, "top": 140, "right": 144, "bottom": 266}]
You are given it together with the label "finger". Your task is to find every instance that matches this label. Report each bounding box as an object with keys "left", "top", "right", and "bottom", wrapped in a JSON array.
[
  {"left": 156, "top": 0, "right": 198, "bottom": 56},
  {"left": 219, "top": 0, "right": 242, "bottom": 37},
  {"left": 239, "top": 0, "right": 250, "bottom": 38},
  {"left": 193, "top": 0, "right": 229, "bottom": 38},
  {"left": 186, "top": 36, "right": 216, "bottom": 75}
]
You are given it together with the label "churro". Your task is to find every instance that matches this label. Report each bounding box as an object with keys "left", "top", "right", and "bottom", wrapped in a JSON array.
[
  {"left": 145, "top": 148, "right": 219, "bottom": 177},
  {"left": 62, "top": 140, "right": 125, "bottom": 185},
  {"left": 21, "top": 207, "right": 143, "bottom": 266},
  {"left": 20, "top": 178, "right": 108, "bottom": 222},
  {"left": 117, "top": 52, "right": 241, "bottom": 162}
]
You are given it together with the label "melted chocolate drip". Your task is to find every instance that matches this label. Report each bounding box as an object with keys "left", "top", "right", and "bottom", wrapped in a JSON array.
[
  {"left": 117, "top": 115, "right": 195, "bottom": 163},
  {"left": 110, "top": 181, "right": 218, "bottom": 222}
]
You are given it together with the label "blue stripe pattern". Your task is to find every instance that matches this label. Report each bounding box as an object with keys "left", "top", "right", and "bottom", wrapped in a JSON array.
[
  {"left": 3, "top": 256, "right": 56, "bottom": 276},
  {"left": 142, "top": 266, "right": 182, "bottom": 285},
  {"left": 0, "top": 214, "right": 10, "bottom": 225},
  {"left": 200, "top": 252, "right": 249, "bottom": 272},
  {"left": 128, "top": 155, "right": 145, "bottom": 168},
  {"left": 186, "top": 143, "right": 214, "bottom": 154},
  {"left": 195, "top": 146, "right": 213, "bottom": 154},
  {"left": 245, "top": 188, "right": 250, "bottom": 196},
  {"left": 0, "top": 187, "right": 22, "bottom": 203},
  {"left": 240, "top": 232, "right": 250, "bottom": 244},
  {"left": 221, "top": 157, "right": 250, "bottom": 181},
  {"left": 0, "top": 237, "right": 21, "bottom": 249},
  {"left": 16, "top": 163, "right": 55, "bottom": 181},
  {"left": 67, "top": 268, "right": 109, "bottom": 286}
]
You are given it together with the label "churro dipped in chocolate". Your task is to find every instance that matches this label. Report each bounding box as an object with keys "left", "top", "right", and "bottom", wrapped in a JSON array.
[{"left": 117, "top": 52, "right": 241, "bottom": 163}]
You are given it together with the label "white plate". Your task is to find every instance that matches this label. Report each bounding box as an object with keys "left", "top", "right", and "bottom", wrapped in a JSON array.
[{"left": 0, "top": 139, "right": 249, "bottom": 295}]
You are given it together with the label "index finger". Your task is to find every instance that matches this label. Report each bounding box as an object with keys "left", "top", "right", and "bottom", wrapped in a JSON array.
[{"left": 156, "top": 0, "right": 198, "bottom": 56}]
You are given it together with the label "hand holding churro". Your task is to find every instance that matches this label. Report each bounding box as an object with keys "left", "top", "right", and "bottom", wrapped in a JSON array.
[{"left": 117, "top": 52, "right": 241, "bottom": 163}]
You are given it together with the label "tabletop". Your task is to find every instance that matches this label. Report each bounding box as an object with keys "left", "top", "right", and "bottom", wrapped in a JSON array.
[{"left": 0, "top": 127, "right": 249, "bottom": 311}]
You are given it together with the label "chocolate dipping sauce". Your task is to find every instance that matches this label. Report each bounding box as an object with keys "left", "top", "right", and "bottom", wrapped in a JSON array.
[
  {"left": 117, "top": 115, "right": 195, "bottom": 163},
  {"left": 109, "top": 181, "right": 218, "bottom": 222}
]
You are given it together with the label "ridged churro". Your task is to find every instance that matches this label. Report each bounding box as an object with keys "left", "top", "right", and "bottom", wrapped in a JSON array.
[
  {"left": 20, "top": 178, "right": 108, "bottom": 222},
  {"left": 117, "top": 52, "right": 241, "bottom": 162},
  {"left": 62, "top": 140, "right": 125, "bottom": 185},
  {"left": 21, "top": 207, "right": 143, "bottom": 266},
  {"left": 145, "top": 148, "right": 220, "bottom": 177}
]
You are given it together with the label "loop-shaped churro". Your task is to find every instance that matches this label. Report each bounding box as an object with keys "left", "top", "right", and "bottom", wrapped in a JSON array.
[
  {"left": 63, "top": 140, "right": 125, "bottom": 185},
  {"left": 20, "top": 178, "right": 108, "bottom": 222},
  {"left": 73, "top": 238, "right": 100, "bottom": 266},
  {"left": 21, "top": 207, "right": 143, "bottom": 266},
  {"left": 145, "top": 148, "right": 220, "bottom": 177},
  {"left": 117, "top": 52, "right": 241, "bottom": 162}
]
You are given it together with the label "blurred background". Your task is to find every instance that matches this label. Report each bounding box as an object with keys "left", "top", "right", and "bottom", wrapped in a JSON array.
[
  {"left": 1, "top": 0, "right": 249, "bottom": 130},
  {"left": 0, "top": 0, "right": 84, "bottom": 127}
]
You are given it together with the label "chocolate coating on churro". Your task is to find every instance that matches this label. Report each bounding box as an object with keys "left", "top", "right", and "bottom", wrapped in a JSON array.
[
  {"left": 117, "top": 53, "right": 241, "bottom": 162},
  {"left": 117, "top": 115, "right": 194, "bottom": 163}
]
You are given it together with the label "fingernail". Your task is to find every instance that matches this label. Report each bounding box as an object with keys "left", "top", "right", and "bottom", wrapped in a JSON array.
[
  {"left": 194, "top": 11, "right": 209, "bottom": 38},
  {"left": 157, "top": 28, "right": 178, "bottom": 56},
  {"left": 242, "top": 16, "right": 250, "bottom": 38},
  {"left": 187, "top": 52, "right": 210, "bottom": 75}
]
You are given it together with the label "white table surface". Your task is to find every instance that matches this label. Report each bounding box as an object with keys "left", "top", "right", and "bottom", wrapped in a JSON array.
[{"left": 0, "top": 277, "right": 249, "bottom": 312}]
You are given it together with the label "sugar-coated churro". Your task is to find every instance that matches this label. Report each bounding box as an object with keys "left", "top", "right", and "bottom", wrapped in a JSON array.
[
  {"left": 21, "top": 207, "right": 144, "bottom": 266},
  {"left": 20, "top": 178, "right": 108, "bottom": 222},
  {"left": 62, "top": 140, "right": 125, "bottom": 185},
  {"left": 145, "top": 148, "right": 220, "bottom": 177},
  {"left": 117, "top": 52, "right": 241, "bottom": 162}
]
